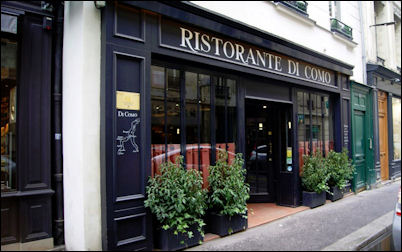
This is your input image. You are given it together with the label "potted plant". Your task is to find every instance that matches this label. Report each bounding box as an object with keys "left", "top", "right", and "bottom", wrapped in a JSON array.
[
  {"left": 206, "top": 151, "right": 250, "bottom": 237},
  {"left": 326, "top": 149, "right": 355, "bottom": 202},
  {"left": 144, "top": 156, "right": 207, "bottom": 251},
  {"left": 301, "top": 151, "right": 329, "bottom": 208}
]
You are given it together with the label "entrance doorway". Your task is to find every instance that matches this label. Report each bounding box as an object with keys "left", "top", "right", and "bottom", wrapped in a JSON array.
[
  {"left": 245, "top": 99, "right": 292, "bottom": 203},
  {"left": 378, "top": 91, "right": 389, "bottom": 181}
]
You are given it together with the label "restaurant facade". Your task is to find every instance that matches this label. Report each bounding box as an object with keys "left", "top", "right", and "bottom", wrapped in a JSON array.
[
  {"left": 7, "top": 1, "right": 398, "bottom": 251},
  {"left": 98, "top": 1, "right": 354, "bottom": 250}
]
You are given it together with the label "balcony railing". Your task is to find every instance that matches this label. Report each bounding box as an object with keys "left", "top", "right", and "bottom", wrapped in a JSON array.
[
  {"left": 276, "top": 1, "right": 308, "bottom": 16},
  {"left": 330, "top": 18, "right": 353, "bottom": 40}
]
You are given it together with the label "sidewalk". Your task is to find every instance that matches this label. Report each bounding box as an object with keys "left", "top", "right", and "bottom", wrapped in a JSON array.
[{"left": 186, "top": 179, "right": 400, "bottom": 251}]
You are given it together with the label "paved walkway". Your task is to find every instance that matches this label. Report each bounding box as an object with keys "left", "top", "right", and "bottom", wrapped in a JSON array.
[{"left": 186, "top": 179, "right": 400, "bottom": 251}]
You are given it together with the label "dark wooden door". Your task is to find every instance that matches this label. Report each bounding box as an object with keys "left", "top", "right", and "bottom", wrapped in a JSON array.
[
  {"left": 245, "top": 99, "right": 275, "bottom": 202},
  {"left": 245, "top": 99, "right": 293, "bottom": 204}
]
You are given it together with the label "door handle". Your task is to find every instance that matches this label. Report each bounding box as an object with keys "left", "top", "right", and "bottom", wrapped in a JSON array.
[{"left": 368, "top": 138, "right": 373, "bottom": 150}]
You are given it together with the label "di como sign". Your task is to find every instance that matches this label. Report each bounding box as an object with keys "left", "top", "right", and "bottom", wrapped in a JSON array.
[{"left": 160, "top": 18, "right": 336, "bottom": 87}]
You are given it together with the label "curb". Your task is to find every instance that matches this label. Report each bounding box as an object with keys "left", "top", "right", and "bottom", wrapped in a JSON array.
[{"left": 321, "top": 211, "right": 394, "bottom": 251}]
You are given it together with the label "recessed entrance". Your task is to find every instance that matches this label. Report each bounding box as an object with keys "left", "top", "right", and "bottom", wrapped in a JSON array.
[{"left": 245, "top": 98, "right": 292, "bottom": 203}]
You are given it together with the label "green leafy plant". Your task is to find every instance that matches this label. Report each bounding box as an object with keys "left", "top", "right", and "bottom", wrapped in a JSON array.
[
  {"left": 301, "top": 151, "right": 329, "bottom": 194},
  {"left": 326, "top": 148, "right": 355, "bottom": 189},
  {"left": 144, "top": 156, "right": 207, "bottom": 239},
  {"left": 208, "top": 151, "right": 250, "bottom": 217}
]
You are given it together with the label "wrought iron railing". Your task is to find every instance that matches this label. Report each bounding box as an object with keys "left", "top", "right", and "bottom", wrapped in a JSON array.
[
  {"left": 330, "top": 18, "right": 353, "bottom": 40},
  {"left": 276, "top": 1, "right": 308, "bottom": 16}
]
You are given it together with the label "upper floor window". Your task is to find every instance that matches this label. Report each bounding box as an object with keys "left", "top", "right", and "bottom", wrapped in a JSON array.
[
  {"left": 329, "top": 1, "right": 353, "bottom": 40},
  {"left": 276, "top": 1, "right": 309, "bottom": 17}
]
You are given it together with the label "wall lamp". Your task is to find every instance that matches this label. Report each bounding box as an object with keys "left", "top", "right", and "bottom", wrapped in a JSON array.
[{"left": 94, "top": 1, "right": 106, "bottom": 9}]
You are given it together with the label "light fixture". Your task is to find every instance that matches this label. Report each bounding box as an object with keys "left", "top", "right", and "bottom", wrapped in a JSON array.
[
  {"left": 94, "top": 1, "right": 106, "bottom": 9},
  {"left": 259, "top": 123, "right": 263, "bottom": 130},
  {"left": 288, "top": 121, "right": 292, "bottom": 129},
  {"left": 177, "top": 128, "right": 180, "bottom": 135},
  {"left": 263, "top": 105, "right": 267, "bottom": 109}
]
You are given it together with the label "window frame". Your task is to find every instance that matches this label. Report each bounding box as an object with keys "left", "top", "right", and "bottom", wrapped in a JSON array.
[
  {"left": 151, "top": 58, "right": 240, "bottom": 172},
  {"left": 295, "top": 89, "right": 335, "bottom": 158}
]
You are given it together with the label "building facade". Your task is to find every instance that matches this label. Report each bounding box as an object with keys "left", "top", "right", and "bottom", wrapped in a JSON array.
[
  {"left": 361, "top": 1, "right": 401, "bottom": 185},
  {"left": 1, "top": 1, "right": 400, "bottom": 251},
  {"left": 1, "top": 1, "right": 64, "bottom": 250}
]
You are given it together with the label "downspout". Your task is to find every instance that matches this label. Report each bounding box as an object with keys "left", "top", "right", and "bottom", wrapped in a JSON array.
[
  {"left": 359, "top": 1, "right": 367, "bottom": 84},
  {"left": 52, "top": 1, "right": 65, "bottom": 246}
]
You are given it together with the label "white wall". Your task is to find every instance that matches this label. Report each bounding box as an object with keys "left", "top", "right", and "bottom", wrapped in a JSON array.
[
  {"left": 191, "top": 1, "right": 365, "bottom": 83},
  {"left": 63, "top": 1, "right": 102, "bottom": 250}
]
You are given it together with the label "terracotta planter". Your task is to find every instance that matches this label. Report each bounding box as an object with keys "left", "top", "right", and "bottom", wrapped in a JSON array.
[{"left": 302, "top": 191, "right": 326, "bottom": 208}]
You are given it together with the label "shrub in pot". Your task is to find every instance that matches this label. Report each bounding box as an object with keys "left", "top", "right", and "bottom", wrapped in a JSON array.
[
  {"left": 144, "top": 156, "right": 207, "bottom": 251},
  {"left": 301, "top": 151, "right": 329, "bottom": 208},
  {"left": 326, "top": 149, "right": 355, "bottom": 202},
  {"left": 206, "top": 151, "right": 250, "bottom": 236}
]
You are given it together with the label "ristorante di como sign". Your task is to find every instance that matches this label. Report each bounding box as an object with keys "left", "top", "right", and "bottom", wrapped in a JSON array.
[{"left": 160, "top": 18, "right": 336, "bottom": 87}]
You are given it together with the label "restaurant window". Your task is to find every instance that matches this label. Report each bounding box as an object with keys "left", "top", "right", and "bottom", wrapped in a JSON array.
[
  {"left": 1, "top": 37, "right": 18, "bottom": 192},
  {"left": 151, "top": 65, "right": 237, "bottom": 186},
  {"left": 392, "top": 97, "right": 401, "bottom": 160},
  {"left": 297, "top": 91, "right": 334, "bottom": 172}
]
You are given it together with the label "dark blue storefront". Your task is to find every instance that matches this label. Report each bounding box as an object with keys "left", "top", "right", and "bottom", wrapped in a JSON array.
[{"left": 100, "top": 2, "right": 354, "bottom": 250}]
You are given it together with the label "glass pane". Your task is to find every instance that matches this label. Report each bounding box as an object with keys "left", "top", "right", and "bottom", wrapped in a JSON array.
[
  {"left": 316, "top": 94, "right": 323, "bottom": 154},
  {"left": 226, "top": 79, "right": 237, "bottom": 164},
  {"left": 166, "top": 69, "right": 181, "bottom": 164},
  {"left": 281, "top": 105, "right": 292, "bottom": 172},
  {"left": 310, "top": 94, "right": 318, "bottom": 154},
  {"left": 297, "top": 91, "right": 307, "bottom": 172},
  {"left": 323, "top": 96, "right": 334, "bottom": 156},
  {"left": 1, "top": 37, "right": 17, "bottom": 191},
  {"left": 185, "top": 72, "right": 199, "bottom": 170},
  {"left": 151, "top": 65, "right": 166, "bottom": 175},
  {"left": 393, "top": 98, "right": 401, "bottom": 160},
  {"left": 214, "top": 76, "right": 226, "bottom": 161},
  {"left": 199, "top": 74, "right": 210, "bottom": 185}
]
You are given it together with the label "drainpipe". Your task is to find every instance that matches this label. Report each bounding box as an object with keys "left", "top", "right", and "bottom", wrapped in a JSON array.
[
  {"left": 359, "top": 1, "right": 367, "bottom": 85},
  {"left": 52, "top": 1, "right": 65, "bottom": 246}
]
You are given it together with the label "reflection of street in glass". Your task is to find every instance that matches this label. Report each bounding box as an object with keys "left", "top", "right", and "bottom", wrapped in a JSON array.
[{"left": 1, "top": 156, "right": 15, "bottom": 191}]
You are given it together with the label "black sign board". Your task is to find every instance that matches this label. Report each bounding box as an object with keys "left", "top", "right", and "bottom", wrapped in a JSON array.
[{"left": 160, "top": 17, "right": 337, "bottom": 88}]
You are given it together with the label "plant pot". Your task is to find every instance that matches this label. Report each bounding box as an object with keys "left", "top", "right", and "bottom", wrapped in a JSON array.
[
  {"left": 326, "top": 186, "right": 344, "bottom": 202},
  {"left": 154, "top": 222, "right": 203, "bottom": 251},
  {"left": 206, "top": 211, "right": 248, "bottom": 237},
  {"left": 302, "top": 191, "right": 326, "bottom": 208}
]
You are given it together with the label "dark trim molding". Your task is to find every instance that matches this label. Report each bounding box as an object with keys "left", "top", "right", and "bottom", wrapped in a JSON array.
[
  {"left": 367, "top": 63, "right": 401, "bottom": 80},
  {"left": 1, "top": 1, "right": 54, "bottom": 17},
  {"left": 1, "top": 189, "right": 55, "bottom": 198}
]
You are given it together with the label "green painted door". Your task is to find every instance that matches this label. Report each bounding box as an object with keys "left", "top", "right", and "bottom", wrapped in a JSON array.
[
  {"left": 351, "top": 82, "right": 375, "bottom": 192},
  {"left": 353, "top": 110, "right": 366, "bottom": 189}
]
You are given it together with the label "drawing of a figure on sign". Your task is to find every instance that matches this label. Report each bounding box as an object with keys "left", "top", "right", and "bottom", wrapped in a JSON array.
[{"left": 117, "top": 118, "right": 140, "bottom": 155}]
